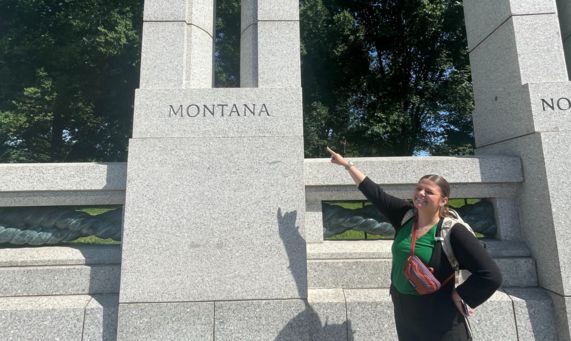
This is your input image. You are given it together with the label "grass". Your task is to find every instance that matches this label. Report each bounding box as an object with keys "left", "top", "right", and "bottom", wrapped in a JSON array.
[
  {"left": 324, "top": 199, "right": 483, "bottom": 240},
  {"left": 64, "top": 206, "right": 122, "bottom": 245}
]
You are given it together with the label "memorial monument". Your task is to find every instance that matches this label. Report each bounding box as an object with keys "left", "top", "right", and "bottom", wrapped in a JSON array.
[
  {"left": 117, "top": 0, "right": 309, "bottom": 338},
  {"left": 1, "top": 0, "right": 571, "bottom": 340},
  {"left": 465, "top": 0, "right": 571, "bottom": 338}
]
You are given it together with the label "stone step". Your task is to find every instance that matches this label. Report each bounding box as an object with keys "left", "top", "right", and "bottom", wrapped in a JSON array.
[
  {"left": 0, "top": 244, "right": 121, "bottom": 267},
  {"left": 308, "top": 257, "right": 537, "bottom": 289},
  {"left": 307, "top": 239, "right": 536, "bottom": 289},
  {"left": 307, "top": 239, "right": 531, "bottom": 260},
  {"left": 305, "top": 287, "right": 556, "bottom": 341},
  {"left": 0, "top": 289, "right": 555, "bottom": 341},
  {"left": 0, "top": 294, "right": 119, "bottom": 341},
  {"left": 0, "top": 264, "right": 121, "bottom": 297},
  {"left": 0, "top": 245, "right": 121, "bottom": 297}
]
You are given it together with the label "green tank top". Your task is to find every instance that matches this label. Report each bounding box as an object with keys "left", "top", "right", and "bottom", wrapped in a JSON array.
[{"left": 391, "top": 219, "right": 438, "bottom": 295}]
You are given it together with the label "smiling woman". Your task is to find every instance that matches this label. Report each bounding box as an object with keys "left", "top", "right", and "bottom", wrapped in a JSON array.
[
  {"left": 414, "top": 175, "right": 451, "bottom": 223},
  {"left": 326, "top": 147, "right": 502, "bottom": 341}
]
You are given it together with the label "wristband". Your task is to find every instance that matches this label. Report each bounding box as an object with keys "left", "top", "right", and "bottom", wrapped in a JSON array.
[{"left": 345, "top": 161, "right": 354, "bottom": 170}]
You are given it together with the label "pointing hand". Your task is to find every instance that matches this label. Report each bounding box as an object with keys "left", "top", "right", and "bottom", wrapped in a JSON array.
[{"left": 327, "top": 147, "right": 349, "bottom": 167}]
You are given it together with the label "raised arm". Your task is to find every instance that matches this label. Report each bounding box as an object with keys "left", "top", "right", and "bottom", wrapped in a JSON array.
[
  {"left": 327, "top": 147, "right": 413, "bottom": 229},
  {"left": 327, "top": 147, "right": 366, "bottom": 185}
]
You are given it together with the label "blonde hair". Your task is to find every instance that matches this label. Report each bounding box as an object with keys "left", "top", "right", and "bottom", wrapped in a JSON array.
[{"left": 420, "top": 174, "right": 452, "bottom": 218}]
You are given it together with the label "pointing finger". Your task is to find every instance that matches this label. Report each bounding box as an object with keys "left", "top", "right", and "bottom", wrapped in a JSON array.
[{"left": 326, "top": 147, "right": 336, "bottom": 155}]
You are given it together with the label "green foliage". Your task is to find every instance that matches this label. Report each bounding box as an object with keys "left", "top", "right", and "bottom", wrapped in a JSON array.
[
  {"left": 215, "top": 0, "right": 241, "bottom": 87},
  {"left": 0, "top": 0, "right": 144, "bottom": 162},
  {"left": 1, "top": 0, "right": 475, "bottom": 161},
  {"left": 301, "top": 0, "right": 475, "bottom": 157}
]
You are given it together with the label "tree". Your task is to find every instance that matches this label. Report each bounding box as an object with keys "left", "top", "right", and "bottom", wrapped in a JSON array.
[
  {"left": 0, "top": 0, "right": 474, "bottom": 162},
  {"left": 215, "top": 0, "right": 241, "bottom": 88},
  {"left": 301, "top": 0, "right": 475, "bottom": 157},
  {"left": 0, "top": 0, "right": 144, "bottom": 162}
]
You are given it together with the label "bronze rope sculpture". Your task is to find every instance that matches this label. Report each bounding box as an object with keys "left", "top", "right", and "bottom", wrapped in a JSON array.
[
  {"left": 0, "top": 207, "right": 122, "bottom": 245},
  {"left": 0, "top": 200, "right": 495, "bottom": 245},
  {"left": 323, "top": 200, "right": 496, "bottom": 238}
]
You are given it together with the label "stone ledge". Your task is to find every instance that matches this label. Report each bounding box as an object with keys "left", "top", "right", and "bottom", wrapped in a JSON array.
[
  {"left": 304, "top": 156, "right": 523, "bottom": 187},
  {"left": 0, "top": 295, "right": 92, "bottom": 341},
  {"left": 308, "top": 259, "right": 392, "bottom": 289},
  {"left": 0, "top": 264, "right": 121, "bottom": 297},
  {"left": 118, "top": 301, "right": 214, "bottom": 341},
  {"left": 0, "top": 157, "right": 521, "bottom": 193},
  {"left": 308, "top": 256, "right": 536, "bottom": 289},
  {"left": 305, "top": 183, "right": 522, "bottom": 201},
  {"left": 0, "top": 289, "right": 554, "bottom": 341},
  {"left": 0, "top": 245, "right": 121, "bottom": 267},
  {"left": 0, "top": 294, "right": 120, "bottom": 341},
  {"left": 342, "top": 287, "right": 556, "bottom": 340},
  {"left": 307, "top": 241, "right": 392, "bottom": 260},
  {"left": 307, "top": 239, "right": 531, "bottom": 260},
  {"left": 0, "top": 190, "right": 126, "bottom": 207},
  {"left": 0, "top": 162, "right": 127, "bottom": 192},
  {"left": 0, "top": 157, "right": 522, "bottom": 207}
]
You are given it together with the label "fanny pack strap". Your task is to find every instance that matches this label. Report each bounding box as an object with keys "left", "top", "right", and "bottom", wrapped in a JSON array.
[
  {"left": 410, "top": 220, "right": 418, "bottom": 257},
  {"left": 411, "top": 219, "right": 455, "bottom": 285}
]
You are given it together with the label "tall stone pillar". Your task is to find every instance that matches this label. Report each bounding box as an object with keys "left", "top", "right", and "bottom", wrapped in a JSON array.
[
  {"left": 117, "top": 0, "right": 308, "bottom": 339},
  {"left": 464, "top": 0, "right": 571, "bottom": 339},
  {"left": 557, "top": 0, "right": 571, "bottom": 79}
]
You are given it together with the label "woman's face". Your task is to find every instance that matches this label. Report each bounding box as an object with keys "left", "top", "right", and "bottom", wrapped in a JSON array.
[{"left": 412, "top": 179, "right": 448, "bottom": 213}]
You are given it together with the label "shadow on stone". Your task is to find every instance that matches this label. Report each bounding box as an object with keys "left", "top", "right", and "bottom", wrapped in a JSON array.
[
  {"left": 276, "top": 208, "right": 354, "bottom": 341},
  {"left": 277, "top": 208, "right": 307, "bottom": 298},
  {"left": 88, "top": 295, "right": 119, "bottom": 341},
  {"left": 275, "top": 300, "right": 354, "bottom": 341}
]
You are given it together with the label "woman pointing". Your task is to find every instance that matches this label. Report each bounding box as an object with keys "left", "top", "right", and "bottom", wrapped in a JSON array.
[{"left": 327, "top": 147, "right": 502, "bottom": 341}]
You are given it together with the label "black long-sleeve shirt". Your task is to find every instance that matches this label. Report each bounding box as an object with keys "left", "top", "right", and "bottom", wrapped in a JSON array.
[{"left": 358, "top": 176, "right": 502, "bottom": 308}]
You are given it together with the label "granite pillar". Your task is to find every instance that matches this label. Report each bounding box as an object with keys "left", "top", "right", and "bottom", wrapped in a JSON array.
[
  {"left": 139, "top": 0, "right": 215, "bottom": 89},
  {"left": 118, "top": 0, "right": 307, "bottom": 339},
  {"left": 557, "top": 0, "right": 571, "bottom": 79},
  {"left": 464, "top": 0, "right": 571, "bottom": 338},
  {"left": 241, "top": 0, "right": 301, "bottom": 88}
]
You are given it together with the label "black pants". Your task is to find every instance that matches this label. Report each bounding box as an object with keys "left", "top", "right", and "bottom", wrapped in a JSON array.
[{"left": 390, "top": 285, "right": 472, "bottom": 341}]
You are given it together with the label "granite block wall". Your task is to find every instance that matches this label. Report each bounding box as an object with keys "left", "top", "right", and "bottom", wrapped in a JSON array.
[{"left": 465, "top": 0, "right": 571, "bottom": 338}]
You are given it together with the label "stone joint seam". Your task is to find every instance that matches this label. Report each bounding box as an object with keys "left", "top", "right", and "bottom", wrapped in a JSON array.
[
  {"left": 0, "top": 263, "right": 120, "bottom": 269},
  {"left": 541, "top": 287, "right": 570, "bottom": 298},
  {"left": 241, "top": 20, "right": 299, "bottom": 36},
  {"left": 119, "top": 298, "right": 308, "bottom": 305},
  {"left": 241, "top": 22, "right": 257, "bottom": 36},
  {"left": 504, "top": 291, "right": 521, "bottom": 340},
  {"left": 142, "top": 21, "right": 214, "bottom": 39},
  {"left": 81, "top": 296, "right": 94, "bottom": 340},
  {"left": 343, "top": 289, "right": 350, "bottom": 341},
  {"left": 131, "top": 135, "right": 304, "bottom": 140},
  {"left": 476, "top": 131, "right": 538, "bottom": 150},
  {"left": 469, "top": 12, "right": 556, "bottom": 54},
  {"left": 212, "top": 301, "right": 216, "bottom": 340},
  {"left": 189, "top": 23, "right": 214, "bottom": 40}
]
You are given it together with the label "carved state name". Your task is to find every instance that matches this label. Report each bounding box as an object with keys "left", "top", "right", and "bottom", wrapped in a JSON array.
[
  {"left": 169, "top": 104, "right": 270, "bottom": 117},
  {"left": 541, "top": 98, "right": 571, "bottom": 111}
]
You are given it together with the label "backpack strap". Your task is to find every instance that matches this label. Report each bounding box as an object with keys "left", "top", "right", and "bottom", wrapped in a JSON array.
[
  {"left": 440, "top": 208, "right": 476, "bottom": 271},
  {"left": 401, "top": 209, "right": 416, "bottom": 228},
  {"left": 401, "top": 207, "right": 476, "bottom": 275}
]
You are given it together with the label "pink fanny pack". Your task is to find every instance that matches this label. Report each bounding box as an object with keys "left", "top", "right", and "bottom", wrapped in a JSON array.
[{"left": 403, "top": 220, "right": 454, "bottom": 295}]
